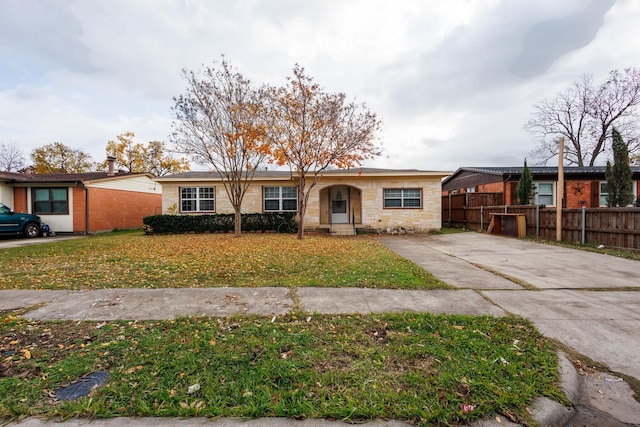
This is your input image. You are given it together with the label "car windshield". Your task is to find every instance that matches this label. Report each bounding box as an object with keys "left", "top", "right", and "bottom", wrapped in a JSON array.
[{"left": 0, "top": 203, "right": 12, "bottom": 214}]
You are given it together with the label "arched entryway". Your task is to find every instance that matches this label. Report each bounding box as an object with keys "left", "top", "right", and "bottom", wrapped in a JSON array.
[{"left": 319, "top": 185, "right": 362, "bottom": 226}]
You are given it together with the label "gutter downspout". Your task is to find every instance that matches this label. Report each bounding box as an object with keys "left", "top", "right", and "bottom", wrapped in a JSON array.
[{"left": 78, "top": 182, "right": 89, "bottom": 235}]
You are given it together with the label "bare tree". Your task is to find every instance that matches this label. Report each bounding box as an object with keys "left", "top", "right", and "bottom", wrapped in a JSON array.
[
  {"left": 525, "top": 68, "right": 640, "bottom": 166},
  {"left": 171, "top": 58, "right": 269, "bottom": 236},
  {"left": 0, "top": 142, "right": 26, "bottom": 172},
  {"left": 265, "top": 65, "right": 382, "bottom": 239}
]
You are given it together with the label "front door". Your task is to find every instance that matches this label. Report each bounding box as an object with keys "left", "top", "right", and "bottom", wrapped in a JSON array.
[{"left": 330, "top": 186, "right": 349, "bottom": 224}]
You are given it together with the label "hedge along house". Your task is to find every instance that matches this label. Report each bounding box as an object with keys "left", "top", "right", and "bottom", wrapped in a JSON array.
[
  {"left": 0, "top": 165, "right": 162, "bottom": 234},
  {"left": 155, "top": 168, "right": 450, "bottom": 235},
  {"left": 442, "top": 166, "right": 640, "bottom": 208}
]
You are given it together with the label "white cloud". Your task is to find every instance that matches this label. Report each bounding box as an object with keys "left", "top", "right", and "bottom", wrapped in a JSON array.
[{"left": 1, "top": 0, "right": 639, "bottom": 171}]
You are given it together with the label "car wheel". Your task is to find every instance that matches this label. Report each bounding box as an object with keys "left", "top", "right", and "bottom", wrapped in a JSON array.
[{"left": 24, "top": 222, "right": 41, "bottom": 238}]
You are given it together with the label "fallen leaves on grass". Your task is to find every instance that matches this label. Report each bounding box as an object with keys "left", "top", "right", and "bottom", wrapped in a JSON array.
[
  {"left": 0, "top": 311, "right": 565, "bottom": 424},
  {"left": 0, "top": 233, "right": 444, "bottom": 290}
]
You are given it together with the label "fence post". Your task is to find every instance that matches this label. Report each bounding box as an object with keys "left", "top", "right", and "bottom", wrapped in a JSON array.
[
  {"left": 536, "top": 205, "right": 540, "bottom": 239},
  {"left": 504, "top": 205, "right": 508, "bottom": 213},
  {"left": 480, "top": 206, "right": 484, "bottom": 231},
  {"left": 581, "top": 206, "right": 586, "bottom": 245}
]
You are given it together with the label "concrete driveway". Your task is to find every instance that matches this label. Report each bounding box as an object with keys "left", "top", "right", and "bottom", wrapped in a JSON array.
[
  {"left": 0, "top": 235, "right": 83, "bottom": 249},
  {"left": 379, "top": 232, "right": 640, "bottom": 381}
]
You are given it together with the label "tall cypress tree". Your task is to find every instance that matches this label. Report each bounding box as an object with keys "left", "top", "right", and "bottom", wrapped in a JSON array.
[
  {"left": 605, "top": 128, "right": 634, "bottom": 207},
  {"left": 516, "top": 159, "right": 533, "bottom": 205}
]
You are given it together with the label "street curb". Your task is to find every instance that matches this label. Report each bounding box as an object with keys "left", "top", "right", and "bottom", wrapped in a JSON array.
[{"left": 528, "top": 352, "right": 578, "bottom": 426}]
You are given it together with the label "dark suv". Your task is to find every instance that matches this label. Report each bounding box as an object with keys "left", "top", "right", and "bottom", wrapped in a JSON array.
[{"left": 0, "top": 202, "right": 42, "bottom": 238}]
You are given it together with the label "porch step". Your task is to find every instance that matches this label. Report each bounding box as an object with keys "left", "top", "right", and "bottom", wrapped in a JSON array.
[{"left": 330, "top": 224, "right": 356, "bottom": 236}]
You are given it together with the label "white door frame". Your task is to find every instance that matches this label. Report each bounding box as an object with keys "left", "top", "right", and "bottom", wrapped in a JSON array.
[{"left": 330, "top": 186, "right": 349, "bottom": 224}]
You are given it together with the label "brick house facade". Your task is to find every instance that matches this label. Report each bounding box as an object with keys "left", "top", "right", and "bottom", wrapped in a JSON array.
[
  {"left": 155, "top": 168, "right": 450, "bottom": 233},
  {"left": 442, "top": 166, "right": 640, "bottom": 208},
  {"left": 0, "top": 171, "right": 162, "bottom": 234}
]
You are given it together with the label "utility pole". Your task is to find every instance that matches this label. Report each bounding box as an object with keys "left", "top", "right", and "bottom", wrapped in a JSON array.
[{"left": 556, "top": 137, "right": 564, "bottom": 241}]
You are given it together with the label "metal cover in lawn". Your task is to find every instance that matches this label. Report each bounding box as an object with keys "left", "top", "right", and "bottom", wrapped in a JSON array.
[{"left": 54, "top": 371, "right": 109, "bottom": 401}]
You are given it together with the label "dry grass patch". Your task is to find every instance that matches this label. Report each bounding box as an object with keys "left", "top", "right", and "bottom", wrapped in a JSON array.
[{"left": 0, "top": 232, "right": 446, "bottom": 290}]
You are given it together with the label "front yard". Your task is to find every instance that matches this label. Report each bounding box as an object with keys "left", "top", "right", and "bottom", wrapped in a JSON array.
[
  {"left": 0, "top": 231, "right": 568, "bottom": 425},
  {"left": 0, "top": 232, "right": 446, "bottom": 290}
]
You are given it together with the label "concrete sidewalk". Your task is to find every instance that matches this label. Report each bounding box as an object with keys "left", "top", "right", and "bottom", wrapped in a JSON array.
[
  {"left": 0, "top": 235, "right": 84, "bottom": 249},
  {"left": 1, "top": 288, "right": 505, "bottom": 321}
]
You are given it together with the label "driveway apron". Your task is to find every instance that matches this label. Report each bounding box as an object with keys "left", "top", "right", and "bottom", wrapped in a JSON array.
[{"left": 379, "top": 233, "right": 640, "bottom": 380}]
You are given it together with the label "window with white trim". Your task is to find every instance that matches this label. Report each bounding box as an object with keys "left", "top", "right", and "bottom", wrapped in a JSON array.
[
  {"left": 599, "top": 182, "right": 609, "bottom": 207},
  {"left": 180, "top": 187, "right": 215, "bottom": 212},
  {"left": 601, "top": 180, "right": 639, "bottom": 206},
  {"left": 534, "top": 182, "right": 555, "bottom": 206},
  {"left": 383, "top": 188, "right": 422, "bottom": 208},
  {"left": 264, "top": 186, "right": 298, "bottom": 211}
]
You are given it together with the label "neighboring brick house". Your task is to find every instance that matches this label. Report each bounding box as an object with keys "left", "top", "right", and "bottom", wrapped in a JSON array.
[
  {"left": 0, "top": 167, "right": 162, "bottom": 234},
  {"left": 442, "top": 166, "right": 640, "bottom": 208},
  {"left": 154, "top": 168, "right": 450, "bottom": 234}
]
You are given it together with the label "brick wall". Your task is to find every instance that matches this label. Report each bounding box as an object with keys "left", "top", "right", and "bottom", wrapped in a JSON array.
[
  {"left": 565, "top": 180, "right": 594, "bottom": 208},
  {"left": 13, "top": 187, "right": 28, "bottom": 212},
  {"left": 85, "top": 187, "right": 162, "bottom": 233}
]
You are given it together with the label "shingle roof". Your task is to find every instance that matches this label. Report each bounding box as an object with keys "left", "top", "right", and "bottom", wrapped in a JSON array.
[
  {"left": 449, "top": 165, "right": 640, "bottom": 177},
  {"left": 457, "top": 166, "right": 629, "bottom": 175},
  {"left": 156, "top": 168, "right": 447, "bottom": 180},
  {"left": 441, "top": 165, "right": 640, "bottom": 188},
  {"left": 0, "top": 171, "right": 148, "bottom": 183}
]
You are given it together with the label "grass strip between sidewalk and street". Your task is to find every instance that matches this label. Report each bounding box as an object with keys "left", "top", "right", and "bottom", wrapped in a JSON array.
[
  {"left": 0, "top": 232, "right": 447, "bottom": 290},
  {"left": 0, "top": 309, "right": 566, "bottom": 426}
]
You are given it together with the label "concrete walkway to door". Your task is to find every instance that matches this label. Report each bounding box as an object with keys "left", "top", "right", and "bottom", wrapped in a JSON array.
[{"left": 379, "top": 232, "right": 640, "bottom": 381}]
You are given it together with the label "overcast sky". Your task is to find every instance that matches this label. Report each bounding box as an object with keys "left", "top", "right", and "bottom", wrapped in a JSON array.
[{"left": 1, "top": 0, "right": 639, "bottom": 172}]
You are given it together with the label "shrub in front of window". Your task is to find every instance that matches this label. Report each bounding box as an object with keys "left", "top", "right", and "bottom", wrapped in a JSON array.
[{"left": 142, "top": 213, "right": 297, "bottom": 234}]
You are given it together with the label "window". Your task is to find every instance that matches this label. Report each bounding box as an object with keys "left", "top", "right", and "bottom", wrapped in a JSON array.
[
  {"left": 264, "top": 186, "right": 297, "bottom": 211},
  {"left": 534, "top": 182, "right": 554, "bottom": 206},
  {"left": 32, "top": 188, "right": 69, "bottom": 214},
  {"left": 180, "top": 187, "right": 215, "bottom": 212},
  {"left": 383, "top": 188, "right": 422, "bottom": 208},
  {"left": 601, "top": 180, "right": 639, "bottom": 206},
  {"left": 599, "top": 182, "right": 609, "bottom": 207}
]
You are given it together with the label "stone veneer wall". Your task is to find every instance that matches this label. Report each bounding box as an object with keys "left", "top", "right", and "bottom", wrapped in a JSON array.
[{"left": 161, "top": 176, "right": 443, "bottom": 232}]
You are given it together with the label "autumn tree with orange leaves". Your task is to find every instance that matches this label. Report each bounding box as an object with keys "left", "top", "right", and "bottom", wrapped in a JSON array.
[
  {"left": 171, "top": 59, "right": 270, "bottom": 236},
  {"left": 104, "top": 131, "right": 190, "bottom": 176},
  {"left": 30, "top": 142, "right": 96, "bottom": 173},
  {"left": 265, "top": 65, "right": 382, "bottom": 239}
]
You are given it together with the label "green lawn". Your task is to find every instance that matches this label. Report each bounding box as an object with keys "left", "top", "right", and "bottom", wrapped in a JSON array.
[
  {"left": 0, "top": 310, "right": 565, "bottom": 425},
  {"left": 0, "top": 232, "right": 447, "bottom": 290}
]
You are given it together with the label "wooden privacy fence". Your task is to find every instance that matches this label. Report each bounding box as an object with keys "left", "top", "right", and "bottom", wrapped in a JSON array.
[
  {"left": 443, "top": 202, "right": 640, "bottom": 250},
  {"left": 442, "top": 193, "right": 503, "bottom": 226}
]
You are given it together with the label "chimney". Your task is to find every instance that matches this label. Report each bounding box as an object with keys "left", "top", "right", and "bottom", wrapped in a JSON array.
[{"left": 107, "top": 156, "right": 116, "bottom": 176}]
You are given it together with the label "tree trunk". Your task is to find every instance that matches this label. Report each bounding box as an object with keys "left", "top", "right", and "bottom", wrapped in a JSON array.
[
  {"left": 296, "top": 175, "right": 307, "bottom": 239},
  {"left": 234, "top": 208, "right": 242, "bottom": 237},
  {"left": 297, "top": 197, "right": 306, "bottom": 239}
]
